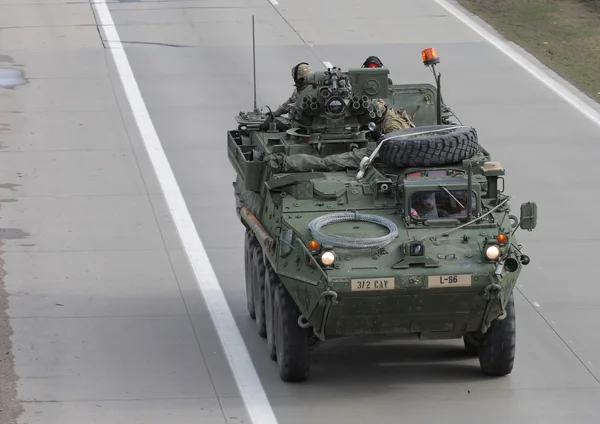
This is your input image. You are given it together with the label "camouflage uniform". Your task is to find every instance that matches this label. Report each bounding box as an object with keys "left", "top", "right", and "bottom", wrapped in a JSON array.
[
  {"left": 272, "top": 87, "right": 301, "bottom": 117},
  {"left": 273, "top": 63, "right": 312, "bottom": 117},
  {"left": 381, "top": 107, "right": 415, "bottom": 132},
  {"left": 372, "top": 98, "right": 415, "bottom": 133}
]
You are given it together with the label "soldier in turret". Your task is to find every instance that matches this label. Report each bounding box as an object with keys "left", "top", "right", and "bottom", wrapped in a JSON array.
[
  {"left": 372, "top": 98, "right": 415, "bottom": 133},
  {"left": 362, "top": 56, "right": 384, "bottom": 68},
  {"left": 272, "top": 62, "right": 312, "bottom": 117},
  {"left": 361, "top": 56, "right": 393, "bottom": 85}
]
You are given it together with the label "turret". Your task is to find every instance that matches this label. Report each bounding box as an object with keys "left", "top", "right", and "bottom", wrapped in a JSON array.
[{"left": 288, "top": 66, "right": 391, "bottom": 136}]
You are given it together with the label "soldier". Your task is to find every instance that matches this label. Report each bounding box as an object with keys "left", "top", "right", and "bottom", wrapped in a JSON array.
[
  {"left": 361, "top": 56, "right": 384, "bottom": 68},
  {"left": 437, "top": 190, "right": 476, "bottom": 218},
  {"left": 410, "top": 191, "right": 439, "bottom": 220},
  {"left": 372, "top": 98, "right": 415, "bottom": 133},
  {"left": 272, "top": 62, "right": 312, "bottom": 117},
  {"left": 361, "top": 56, "right": 393, "bottom": 85}
]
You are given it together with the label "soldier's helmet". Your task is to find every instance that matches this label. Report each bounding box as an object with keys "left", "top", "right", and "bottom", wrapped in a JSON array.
[
  {"left": 362, "top": 56, "right": 384, "bottom": 68},
  {"left": 291, "top": 62, "right": 312, "bottom": 85}
]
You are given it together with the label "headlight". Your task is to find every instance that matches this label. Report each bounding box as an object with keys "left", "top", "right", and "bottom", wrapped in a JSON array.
[
  {"left": 485, "top": 245, "right": 500, "bottom": 260},
  {"left": 320, "top": 251, "right": 335, "bottom": 266}
]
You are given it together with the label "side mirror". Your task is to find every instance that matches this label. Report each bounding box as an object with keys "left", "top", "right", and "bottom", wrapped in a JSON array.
[{"left": 519, "top": 202, "right": 537, "bottom": 231}]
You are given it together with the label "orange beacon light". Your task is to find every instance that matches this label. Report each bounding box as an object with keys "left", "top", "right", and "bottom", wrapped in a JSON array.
[{"left": 421, "top": 47, "right": 440, "bottom": 66}]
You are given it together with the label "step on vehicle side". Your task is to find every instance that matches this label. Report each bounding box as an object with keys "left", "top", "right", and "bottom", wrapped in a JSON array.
[{"left": 228, "top": 25, "right": 538, "bottom": 382}]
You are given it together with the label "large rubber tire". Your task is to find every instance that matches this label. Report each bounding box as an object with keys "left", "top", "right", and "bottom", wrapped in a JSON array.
[
  {"left": 251, "top": 243, "right": 267, "bottom": 338},
  {"left": 378, "top": 124, "right": 480, "bottom": 168},
  {"left": 244, "top": 229, "right": 256, "bottom": 319},
  {"left": 273, "top": 282, "right": 311, "bottom": 382},
  {"left": 478, "top": 293, "right": 516, "bottom": 376},
  {"left": 264, "top": 261, "right": 278, "bottom": 361}
]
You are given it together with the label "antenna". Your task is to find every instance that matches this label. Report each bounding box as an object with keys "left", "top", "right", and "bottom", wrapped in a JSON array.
[{"left": 252, "top": 15, "right": 258, "bottom": 114}]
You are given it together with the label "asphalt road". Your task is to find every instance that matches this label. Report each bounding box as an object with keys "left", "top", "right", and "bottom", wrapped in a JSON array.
[{"left": 2, "top": 0, "right": 600, "bottom": 423}]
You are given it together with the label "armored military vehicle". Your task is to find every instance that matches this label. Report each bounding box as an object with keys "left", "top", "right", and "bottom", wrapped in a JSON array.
[{"left": 227, "top": 42, "right": 537, "bottom": 382}]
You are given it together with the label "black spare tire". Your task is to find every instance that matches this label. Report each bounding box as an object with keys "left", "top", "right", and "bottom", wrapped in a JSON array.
[{"left": 377, "top": 125, "right": 480, "bottom": 168}]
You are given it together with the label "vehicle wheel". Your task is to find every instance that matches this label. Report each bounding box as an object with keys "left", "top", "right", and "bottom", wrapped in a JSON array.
[
  {"left": 264, "top": 261, "right": 278, "bottom": 361},
  {"left": 478, "top": 293, "right": 516, "bottom": 376},
  {"left": 252, "top": 243, "right": 267, "bottom": 338},
  {"left": 463, "top": 333, "right": 479, "bottom": 356},
  {"left": 273, "top": 282, "right": 310, "bottom": 382},
  {"left": 244, "top": 229, "right": 256, "bottom": 319},
  {"left": 378, "top": 124, "right": 480, "bottom": 168}
]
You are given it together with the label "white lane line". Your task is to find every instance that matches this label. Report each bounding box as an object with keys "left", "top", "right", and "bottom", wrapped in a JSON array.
[
  {"left": 533, "top": 302, "right": 541, "bottom": 307},
  {"left": 269, "top": 0, "right": 279, "bottom": 5},
  {"left": 91, "top": 2, "right": 278, "bottom": 424},
  {"left": 434, "top": 0, "right": 600, "bottom": 129}
]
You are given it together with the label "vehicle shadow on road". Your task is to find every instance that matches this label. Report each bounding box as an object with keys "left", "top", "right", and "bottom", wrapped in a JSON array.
[{"left": 305, "top": 334, "right": 488, "bottom": 387}]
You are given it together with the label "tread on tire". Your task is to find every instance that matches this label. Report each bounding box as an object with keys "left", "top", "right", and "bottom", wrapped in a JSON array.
[
  {"left": 252, "top": 243, "right": 267, "bottom": 338},
  {"left": 244, "top": 229, "right": 256, "bottom": 319},
  {"left": 273, "top": 282, "right": 311, "bottom": 382},
  {"left": 478, "top": 293, "right": 516, "bottom": 376},
  {"left": 264, "top": 261, "right": 278, "bottom": 361},
  {"left": 378, "top": 124, "right": 480, "bottom": 168}
]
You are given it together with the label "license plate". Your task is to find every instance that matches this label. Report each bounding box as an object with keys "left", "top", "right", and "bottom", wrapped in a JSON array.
[
  {"left": 427, "top": 274, "right": 472, "bottom": 288},
  {"left": 350, "top": 277, "right": 395, "bottom": 291}
]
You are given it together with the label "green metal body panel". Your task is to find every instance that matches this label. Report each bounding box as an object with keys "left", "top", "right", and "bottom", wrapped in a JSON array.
[
  {"left": 228, "top": 64, "right": 536, "bottom": 343},
  {"left": 389, "top": 83, "right": 439, "bottom": 127}
]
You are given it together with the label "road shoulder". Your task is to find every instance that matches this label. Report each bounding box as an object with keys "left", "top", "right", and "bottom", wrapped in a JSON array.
[{"left": 456, "top": 0, "right": 600, "bottom": 105}]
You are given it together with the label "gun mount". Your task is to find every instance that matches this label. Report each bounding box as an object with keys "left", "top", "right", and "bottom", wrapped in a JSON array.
[{"left": 289, "top": 66, "right": 390, "bottom": 136}]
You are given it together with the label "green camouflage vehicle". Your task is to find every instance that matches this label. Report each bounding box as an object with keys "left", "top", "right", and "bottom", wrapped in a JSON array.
[{"left": 227, "top": 44, "right": 538, "bottom": 382}]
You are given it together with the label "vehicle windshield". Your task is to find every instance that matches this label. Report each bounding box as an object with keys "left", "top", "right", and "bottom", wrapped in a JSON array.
[{"left": 409, "top": 187, "right": 477, "bottom": 221}]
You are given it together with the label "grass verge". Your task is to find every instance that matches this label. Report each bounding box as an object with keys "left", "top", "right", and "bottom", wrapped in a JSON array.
[{"left": 455, "top": 0, "right": 600, "bottom": 103}]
